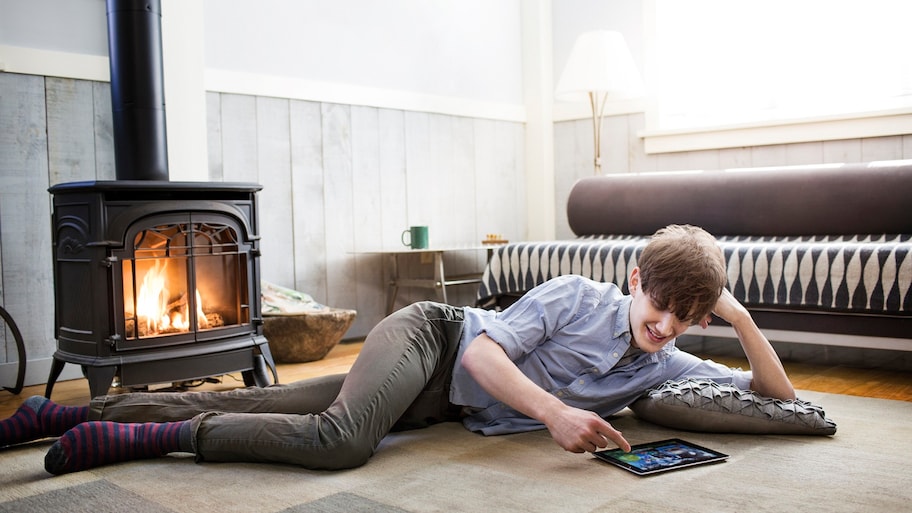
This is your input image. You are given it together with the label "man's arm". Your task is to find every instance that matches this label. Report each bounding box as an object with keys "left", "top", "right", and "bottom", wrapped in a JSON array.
[
  {"left": 460, "top": 333, "right": 631, "bottom": 453},
  {"left": 709, "top": 289, "right": 796, "bottom": 400}
]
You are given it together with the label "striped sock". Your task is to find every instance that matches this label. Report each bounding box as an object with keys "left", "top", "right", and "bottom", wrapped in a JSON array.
[
  {"left": 44, "top": 420, "right": 191, "bottom": 475},
  {"left": 0, "top": 396, "right": 89, "bottom": 448}
]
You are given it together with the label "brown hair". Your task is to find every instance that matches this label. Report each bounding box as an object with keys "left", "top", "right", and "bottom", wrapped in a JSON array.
[{"left": 636, "top": 224, "right": 727, "bottom": 324}]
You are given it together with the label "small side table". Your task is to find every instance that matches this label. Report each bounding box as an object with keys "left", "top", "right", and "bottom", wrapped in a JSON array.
[{"left": 356, "top": 245, "right": 502, "bottom": 314}]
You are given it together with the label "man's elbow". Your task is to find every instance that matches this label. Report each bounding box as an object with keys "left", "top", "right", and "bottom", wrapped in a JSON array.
[
  {"left": 752, "top": 380, "right": 797, "bottom": 401},
  {"left": 781, "top": 385, "right": 797, "bottom": 401},
  {"left": 461, "top": 334, "right": 503, "bottom": 377},
  {"left": 460, "top": 336, "right": 487, "bottom": 373}
]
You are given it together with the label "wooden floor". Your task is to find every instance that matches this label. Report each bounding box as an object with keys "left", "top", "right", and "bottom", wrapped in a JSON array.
[{"left": 2, "top": 340, "right": 910, "bottom": 418}]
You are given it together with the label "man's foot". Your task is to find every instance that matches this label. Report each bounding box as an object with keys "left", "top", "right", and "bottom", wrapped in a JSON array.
[
  {"left": 44, "top": 420, "right": 190, "bottom": 475},
  {"left": 0, "top": 396, "right": 88, "bottom": 448}
]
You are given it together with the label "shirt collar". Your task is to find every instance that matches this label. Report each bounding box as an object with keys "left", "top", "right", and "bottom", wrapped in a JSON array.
[{"left": 614, "top": 295, "right": 633, "bottom": 340}]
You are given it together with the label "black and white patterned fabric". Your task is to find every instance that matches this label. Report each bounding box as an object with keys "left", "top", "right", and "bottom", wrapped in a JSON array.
[{"left": 477, "top": 234, "right": 912, "bottom": 316}]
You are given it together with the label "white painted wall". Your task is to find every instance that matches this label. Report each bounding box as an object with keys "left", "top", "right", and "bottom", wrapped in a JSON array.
[
  {"left": 204, "top": 0, "right": 524, "bottom": 105},
  {"left": 0, "top": 0, "right": 524, "bottom": 105},
  {"left": 0, "top": 0, "right": 108, "bottom": 55}
]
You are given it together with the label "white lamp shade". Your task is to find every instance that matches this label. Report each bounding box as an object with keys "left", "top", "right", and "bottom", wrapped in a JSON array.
[{"left": 554, "top": 30, "right": 645, "bottom": 102}]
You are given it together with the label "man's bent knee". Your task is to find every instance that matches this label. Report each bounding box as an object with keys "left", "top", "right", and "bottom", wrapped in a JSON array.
[{"left": 313, "top": 438, "right": 375, "bottom": 470}]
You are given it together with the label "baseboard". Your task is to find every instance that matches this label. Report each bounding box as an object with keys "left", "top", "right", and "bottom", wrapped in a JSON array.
[
  {"left": 687, "top": 325, "right": 912, "bottom": 352},
  {"left": 0, "top": 357, "right": 84, "bottom": 390}
]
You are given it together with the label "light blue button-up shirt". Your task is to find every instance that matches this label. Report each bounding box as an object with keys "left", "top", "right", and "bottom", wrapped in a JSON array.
[{"left": 450, "top": 275, "right": 752, "bottom": 435}]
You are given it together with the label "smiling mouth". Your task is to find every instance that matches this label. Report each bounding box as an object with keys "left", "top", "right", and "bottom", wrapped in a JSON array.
[{"left": 646, "top": 325, "right": 670, "bottom": 343}]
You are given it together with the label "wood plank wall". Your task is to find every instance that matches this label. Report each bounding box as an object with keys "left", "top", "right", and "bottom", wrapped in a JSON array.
[
  {"left": 1, "top": 70, "right": 910, "bottom": 386},
  {"left": 0, "top": 72, "right": 526, "bottom": 386},
  {"left": 206, "top": 92, "right": 527, "bottom": 339}
]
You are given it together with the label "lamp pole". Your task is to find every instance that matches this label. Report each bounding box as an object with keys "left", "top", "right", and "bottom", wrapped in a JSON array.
[{"left": 589, "top": 91, "right": 609, "bottom": 175}]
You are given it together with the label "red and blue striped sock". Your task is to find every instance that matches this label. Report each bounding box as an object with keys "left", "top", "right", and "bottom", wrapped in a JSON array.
[
  {"left": 0, "top": 396, "right": 89, "bottom": 448},
  {"left": 44, "top": 420, "right": 191, "bottom": 475}
]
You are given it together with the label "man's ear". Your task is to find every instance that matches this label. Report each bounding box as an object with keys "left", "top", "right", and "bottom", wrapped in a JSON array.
[{"left": 628, "top": 267, "right": 641, "bottom": 294}]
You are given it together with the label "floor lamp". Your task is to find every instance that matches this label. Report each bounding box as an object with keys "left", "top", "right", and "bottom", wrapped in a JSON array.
[{"left": 554, "top": 31, "right": 645, "bottom": 175}]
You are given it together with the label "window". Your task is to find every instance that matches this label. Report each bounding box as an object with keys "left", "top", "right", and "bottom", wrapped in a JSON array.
[{"left": 648, "top": 0, "right": 912, "bottom": 133}]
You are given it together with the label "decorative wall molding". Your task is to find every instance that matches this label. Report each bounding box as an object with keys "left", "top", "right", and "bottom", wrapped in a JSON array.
[
  {"left": 0, "top": 44, "right": 109, "bottom": 81},
  {"left": 205, "top": 69, "right": 527, "bottom": 122},
  {"left": 641, "top": 108, "right": 912, "bottom": 154}
]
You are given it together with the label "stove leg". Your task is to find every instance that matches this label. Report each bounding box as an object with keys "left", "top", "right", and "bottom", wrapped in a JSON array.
[
  {"left": 258, "top": 342, "right": 279, "bottom": 384},
  {"left": 44, "top": 357, "right": 67, "bottom": 399},
  {"left": 242, "top": 355, "right": 271, "bottom": 388},
  {"left": 85, "top": 366, "right": 118, "bottom": 399}
]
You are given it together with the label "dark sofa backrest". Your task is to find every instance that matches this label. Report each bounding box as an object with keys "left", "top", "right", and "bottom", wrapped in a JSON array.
[{"left": 567, "top": 162, "right": 912, "bottom": 237}]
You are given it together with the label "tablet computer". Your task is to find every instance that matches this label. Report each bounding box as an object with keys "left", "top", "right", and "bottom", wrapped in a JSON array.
[{"left": 593, "top": 438, "right": 729, "bottom": 476}]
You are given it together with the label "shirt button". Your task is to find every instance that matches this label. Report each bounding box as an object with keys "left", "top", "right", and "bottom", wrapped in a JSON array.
[{"left": 612, "top": 352, "right": 619, "bottom": 358}]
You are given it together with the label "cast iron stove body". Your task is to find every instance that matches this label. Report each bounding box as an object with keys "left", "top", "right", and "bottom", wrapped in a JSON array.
[{"left": 46, "top": 181, "right": 277, "bottom": 398}]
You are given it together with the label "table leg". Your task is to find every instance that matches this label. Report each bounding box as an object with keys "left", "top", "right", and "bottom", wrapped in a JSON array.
[
  {"left": 434, "top": 251, "right": 448, "bottom": 304},
  {"left": 386, "top": 253, "right": 400, "bottom": 315}
]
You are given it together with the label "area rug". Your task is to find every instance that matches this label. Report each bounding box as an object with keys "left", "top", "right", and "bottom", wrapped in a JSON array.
[{"left": 1, "top": 390, "right": 909, "bottom": 513}]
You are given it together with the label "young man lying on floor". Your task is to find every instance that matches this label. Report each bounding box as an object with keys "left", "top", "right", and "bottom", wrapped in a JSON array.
[{"left": 0, "top": 224, "right": 794, "bottom": 475}]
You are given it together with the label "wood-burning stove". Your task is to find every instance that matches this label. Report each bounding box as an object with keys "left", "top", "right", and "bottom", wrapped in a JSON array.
[
  {"left": 45, "top": 0, "right": 277, "bottom": 397},
  {"left": 46, "top": 181, "right": 278, "bottom": 398}
]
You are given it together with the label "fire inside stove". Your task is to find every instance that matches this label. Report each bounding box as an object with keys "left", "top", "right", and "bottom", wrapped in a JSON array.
[{"left": 122, "top": 222, "right": 249, "bottom": 341}]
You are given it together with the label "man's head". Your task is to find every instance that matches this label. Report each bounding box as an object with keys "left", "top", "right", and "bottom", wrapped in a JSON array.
[{"left": 627, "top": 224, "right": 727, "bottom": 351}]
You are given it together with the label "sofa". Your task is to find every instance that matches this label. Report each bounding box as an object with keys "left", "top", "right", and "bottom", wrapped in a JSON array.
[{"left": 476, "top": 162, "right": 912, "bottom": 351}]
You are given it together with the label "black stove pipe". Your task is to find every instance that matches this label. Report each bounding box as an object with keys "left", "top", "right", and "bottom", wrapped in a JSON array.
[{"left": 106, "top": 0, "right": 169, "bottom": 181}]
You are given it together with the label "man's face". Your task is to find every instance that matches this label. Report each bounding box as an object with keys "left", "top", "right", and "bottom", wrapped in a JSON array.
[{"left": 627, "top": 267, "right": 693, "bottom": 353}]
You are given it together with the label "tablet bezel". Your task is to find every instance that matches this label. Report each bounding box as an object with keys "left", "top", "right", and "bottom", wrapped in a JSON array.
[{"left": 593, "top": 438, "right": 729, "bottom": 476}]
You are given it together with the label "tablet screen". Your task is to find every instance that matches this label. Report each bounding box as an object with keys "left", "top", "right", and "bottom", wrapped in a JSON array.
[{"left": 593, "top": 438, "right": 729, "bottom": 476}]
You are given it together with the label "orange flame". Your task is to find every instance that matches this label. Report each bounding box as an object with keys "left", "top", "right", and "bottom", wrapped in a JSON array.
[{"left": 133, "top": 260, "right": 208, "bottom": 335}]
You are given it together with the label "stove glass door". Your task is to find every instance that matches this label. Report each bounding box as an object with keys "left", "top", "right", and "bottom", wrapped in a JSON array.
[{"left": 118, "top": 215, "right": 251, "bottom": 350}]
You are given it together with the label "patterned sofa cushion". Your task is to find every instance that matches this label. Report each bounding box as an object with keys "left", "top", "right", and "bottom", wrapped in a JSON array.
[{"left": 476, "top": 234, "right": 912, "bottom": 317}]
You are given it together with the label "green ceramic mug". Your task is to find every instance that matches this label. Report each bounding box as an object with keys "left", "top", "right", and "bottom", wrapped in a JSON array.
[{"left": 401, "top": 226, "right": 429, "bottom": 249}]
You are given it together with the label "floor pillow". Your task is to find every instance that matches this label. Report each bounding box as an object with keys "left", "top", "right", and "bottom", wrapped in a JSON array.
[{"left": 628, "top": 378, "right": 837, "bottom": 435}]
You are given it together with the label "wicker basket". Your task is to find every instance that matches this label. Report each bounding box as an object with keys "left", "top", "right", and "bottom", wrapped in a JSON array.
[{"left": 263, "top": 308, "right": 357, "bottom": 363}]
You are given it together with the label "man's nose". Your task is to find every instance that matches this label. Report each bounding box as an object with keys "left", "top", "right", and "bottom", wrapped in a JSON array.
[{"left": 656, "top": 312, "right": 680, "bottom": 335}]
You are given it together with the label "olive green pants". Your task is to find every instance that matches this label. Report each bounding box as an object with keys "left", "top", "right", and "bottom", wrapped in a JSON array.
[{"left": 89, "top": 302, "right": 465, "bottom": 469}]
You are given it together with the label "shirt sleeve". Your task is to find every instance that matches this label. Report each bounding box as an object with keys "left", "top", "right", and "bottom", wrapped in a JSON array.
[
  {"left": 664, "top": 347, "right": 754, "bottom": 391},
  {"left": 480, "top": 275, "right": 602, "bottom": 361}
]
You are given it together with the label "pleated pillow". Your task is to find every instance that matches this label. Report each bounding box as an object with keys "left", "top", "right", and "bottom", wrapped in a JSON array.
[{"left": 629, "top": 378, "right": 837, "bottom": 435}]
